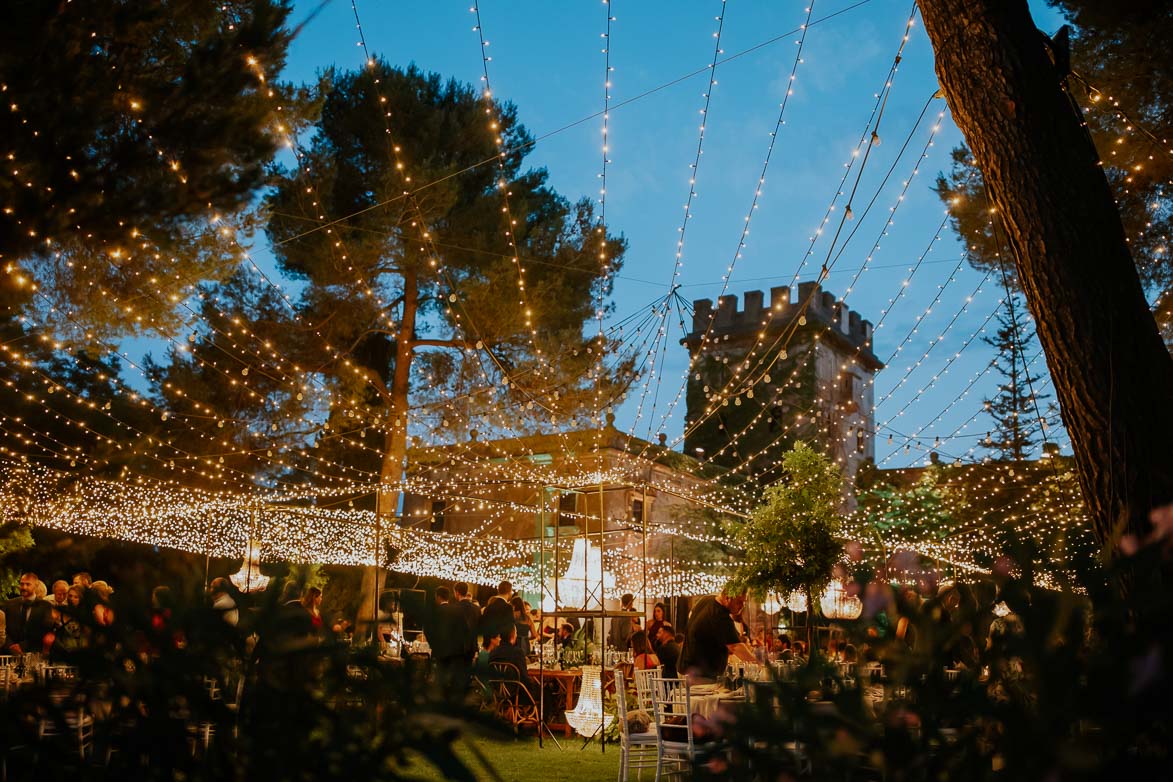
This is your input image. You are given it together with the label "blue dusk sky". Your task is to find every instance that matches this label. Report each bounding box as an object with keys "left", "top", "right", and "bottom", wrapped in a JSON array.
[{"left": 266, "top": 0, "right": 1069, "bottom": 468}]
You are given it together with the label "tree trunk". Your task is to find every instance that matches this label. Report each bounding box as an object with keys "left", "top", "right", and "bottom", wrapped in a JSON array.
[
  {"left": 918, "top": 0, "right": 1173, "bottom": 560},
  {"left": 359, "top": 265, "right": 418, "bottom": 629}
]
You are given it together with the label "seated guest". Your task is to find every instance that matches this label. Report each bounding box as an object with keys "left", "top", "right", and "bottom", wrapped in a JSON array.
[
  {"left": 475, "top": 632, "right": 501, "bottom": 680},
  {"left": 489, "top": 624, "right": 537, "bottom": 695},
  {"left": 631, "top": 630, "right": 660, "bottom": 670},
  {"left": 557, "top": 622, "right": 576, "bottom": 649},
  {"left": 656, "top": 623, "right": 680, "bottom": 678},
  {"left": 51, "top": 580, "right": 70, "bottom": 607},
  {"left": 678, "top": 587, "right": 756, "bottom": 684},
  {"left": 3, "top": 572, "right": 53, "bottom": 654},
  {"left": 646, "top": 602, "right": 668, "bottom": 650}
]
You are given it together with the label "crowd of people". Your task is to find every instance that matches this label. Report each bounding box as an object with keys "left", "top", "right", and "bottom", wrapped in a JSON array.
[{"left": 1, "top": 571, "right": 117, "bottom": 656}]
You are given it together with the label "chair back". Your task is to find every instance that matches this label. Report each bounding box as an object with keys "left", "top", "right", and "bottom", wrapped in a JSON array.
[
  {"left": 632, "top": 665, "right": 661, "bottom": 711},
  {"left": 615, "top": 667, "right": 631, "bottom": 742},
  {"left": 650, "top": 676, "right": 695, "bottom": 752}
]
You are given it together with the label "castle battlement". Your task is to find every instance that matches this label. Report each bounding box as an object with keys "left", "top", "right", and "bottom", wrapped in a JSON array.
[{"left": 688, "top": 283, "right": 875, "bottom": 353}]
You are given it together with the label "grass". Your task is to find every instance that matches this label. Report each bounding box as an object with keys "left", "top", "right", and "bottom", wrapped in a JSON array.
[{"left": 405, "top": 727, "right": 622, "bottom": 782}]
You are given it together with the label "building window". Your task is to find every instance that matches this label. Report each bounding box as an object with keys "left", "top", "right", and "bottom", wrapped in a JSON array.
[{"left": 631, "top": 498, "right": 644, "bottom": 522}]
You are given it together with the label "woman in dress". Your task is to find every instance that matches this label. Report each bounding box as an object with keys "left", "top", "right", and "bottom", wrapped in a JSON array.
[
  {"left": 646, "top": 602, "right": 668, "bottom": 650},
  {"left": 301, "top": 586, "right": 324, "bottom": 636},
  {"left": 630, "top": 630, "right": 660, "bottom": 671}
]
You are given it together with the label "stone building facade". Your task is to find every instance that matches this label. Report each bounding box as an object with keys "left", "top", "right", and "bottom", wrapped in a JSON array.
[{"left": 681, "top": 282, "right": 883, "bottom": 485}]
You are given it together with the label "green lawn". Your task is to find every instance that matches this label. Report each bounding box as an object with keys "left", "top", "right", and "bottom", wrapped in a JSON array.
[{"left": 406, "top": 728, "right": 621, "bottom": 782}]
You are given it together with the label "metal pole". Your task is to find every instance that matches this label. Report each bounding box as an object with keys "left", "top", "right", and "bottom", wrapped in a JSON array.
[
  {"left": 538, "top": 488, "right": 545, "bottom": 749},
  {"left": 598, "top": 467, "right": 606, "bottom": 752},
  {"left": 641, "top": 483, "right": 648, "bottom": 627}
]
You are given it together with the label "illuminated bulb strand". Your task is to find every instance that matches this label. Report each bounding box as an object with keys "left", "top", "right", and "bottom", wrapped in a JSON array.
[
  {"left": 688, "top": 191, "right": 961, "bottom": 477},
  {"left": 632, "top": 1, "right": 817, "bottom": 453},
  {"left": 677, "top": 95, "right": 946, "bottom": 476},
  {"left": 0, "top": 312, "right": 398, "bottom": 495},
  {"left": 469, "top": 3, "right": 565, "bottom": 411},
  {"left": 266, "top": 0, "right": 877, "bottom": 253},
  {"left": 671, "top": 6, "right": 923, "bottom": 448},
  {"left": 620, "top": 0, "right": 729, "bottom": 458},
  {"left": 0, "top": 460, "right": 731, "bottom": 593},
  {"left": 783, "top": 0, "right": 920, "bottom": 296},
  {"left": 14, "top": 293, "right": 389, "bottom": 489},
  {"left": 740, "top": 7, "right": 924, "bottom": 387},
  {"left": 591, "top": 0, "right": 617, "bottom": 449},
  {"left": 877, "top": 296, "right": 1003, "bottom": 428}
]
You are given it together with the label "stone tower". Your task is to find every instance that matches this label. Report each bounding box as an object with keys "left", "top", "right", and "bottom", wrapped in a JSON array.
[{"left": 680, "top": 282, "right": 883, "bottom": 485}]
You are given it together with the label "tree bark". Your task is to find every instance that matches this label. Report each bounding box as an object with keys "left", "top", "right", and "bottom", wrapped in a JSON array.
[
  {"left": 918, "top": 0, "right": 1173, "bottom": 559},
  {"left": 359, "top": 265, "right": 417, "bottom": 629}
]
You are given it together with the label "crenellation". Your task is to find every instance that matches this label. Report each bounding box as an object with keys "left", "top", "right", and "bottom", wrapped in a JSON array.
[
  {"left": 687, "top": 285, "right": 878, "bottom": 353},
  {"left": 769, "top": 285, "right": 790, "bottom": 311},
  {"left": 716, "top": 294, "right": 737, "bottom": 327},
  {"left": 683, "top": 280, "right": 883, "bottom": 489},
  {"left": 743, "top": 290, "right": 764, "bottom": 322}
]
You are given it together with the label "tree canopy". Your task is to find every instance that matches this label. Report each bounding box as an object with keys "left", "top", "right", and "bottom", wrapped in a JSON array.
[
  {"left": 728, "top": 442, "right": 844, "bottom": 603},
  {"left": 0, "top": 0, "right": 300, "bottom": 339},
  {"left": 935, "top": 1, "right": 1173, "bottom": 338},
  {"left": 153, "top": 62, "right": 628, "bottom": 508}
]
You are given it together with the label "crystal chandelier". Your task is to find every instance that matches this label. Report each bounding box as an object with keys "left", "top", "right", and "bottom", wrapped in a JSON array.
[
  {"left": 563, "top": 665, "right": 614, "bottom": 737},
  {"left": 229, "top": 539, "right": 270, "bottom": 593},
  {"left": 819, "top": 580, "right": 862, "bottom": 620},
  {"left": 545, "top": 538, "right": 615, "bottom": 609}
]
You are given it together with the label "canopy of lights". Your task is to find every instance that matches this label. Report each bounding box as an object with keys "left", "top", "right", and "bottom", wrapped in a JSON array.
[{"left": 2, "top": 0, "right": 1146, "bottom": 595}]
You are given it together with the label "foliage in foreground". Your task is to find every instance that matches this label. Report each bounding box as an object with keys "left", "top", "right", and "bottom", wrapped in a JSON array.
[
  {"left": 0, "top": 580, "right": 490, "bottom": 781},
  {"left": 703, "top": 532, "right": 1173, "bottom": 780}
]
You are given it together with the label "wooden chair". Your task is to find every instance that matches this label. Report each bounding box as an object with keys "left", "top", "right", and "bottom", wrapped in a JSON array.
[
  {"left": 488, "top": 661, "right": 541, "bottom": 733},
  {"left": 615, "top": 668, "right": 658, "bottom": 781}
]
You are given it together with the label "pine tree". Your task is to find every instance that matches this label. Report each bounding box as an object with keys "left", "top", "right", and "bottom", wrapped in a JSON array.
[
  {"left": 149, "top": 63, "right": 630, "bottom": 508},
  {"left": 0, "top": 1, "right": 302, "bottom": 339},
  {"left": 980, "top": 293, "right": 1049, "bottom": 461}
]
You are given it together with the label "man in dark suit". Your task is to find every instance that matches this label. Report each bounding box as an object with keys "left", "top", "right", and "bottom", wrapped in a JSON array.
[
  {"left": 453, "top": 581, "right": 481, "bottom": 661},
  {"left": 4, "top": 572, "right": 52, "bottom": 654},
  {"left": 656, "top": 623, "right": 681, "bottom": 678},
  {"left": 428, "top": 587, "right": 470, "bottom": 705},
  {"left": 489, "top": 623, "right": 538, "bottom": 701},
  {"left": 479, "top": 580, "right": 515, "bottom": 641}
]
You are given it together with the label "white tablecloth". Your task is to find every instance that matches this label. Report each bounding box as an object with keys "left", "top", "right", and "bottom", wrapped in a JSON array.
[{"left": 680, "top": 684, "right": 741, "bottom": 720}]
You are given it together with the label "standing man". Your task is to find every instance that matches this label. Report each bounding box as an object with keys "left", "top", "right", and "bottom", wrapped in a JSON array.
[
  {"left": 606, "top": 593, "right": 637, "bottom": 650},
  {"left": 453, "top": 582, "right": 481, "bottom": 663},
  {"left": 479, "top": 580, "right": 515, "bottom": 642},
  {"left": 678, "top": 588, "right": 756, "bottom": 683},
  {"left": 655, "top": 623, "right": 681, "bottom": 678},
  {"left": 4, "top": 572, "right": 52, "bottom": 654},
  {"left": 427, "top": 586, "right": 468, "bottom": 705}
]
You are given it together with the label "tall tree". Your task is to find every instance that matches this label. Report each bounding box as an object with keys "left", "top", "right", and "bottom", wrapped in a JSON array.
[
  {"left": 918, "top": 0, "right": 1173, "bottom": 571},
  {"left": 262, "top": 63, "right": 627, "bottom": 520},
  {"left": 728, "top": 442, "right": 844, "bottom": 610},
  {"left": 981, "top": 293, "right": 1050, "bottom": 461},
  {"left": 935, "top": 1, "right": 1173, "bottom": 341},
  {"left": 0, "top": 0, "right": 301, "bottom": 338}
]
